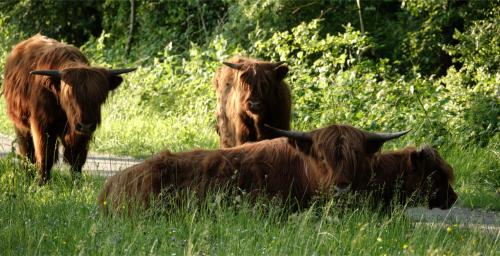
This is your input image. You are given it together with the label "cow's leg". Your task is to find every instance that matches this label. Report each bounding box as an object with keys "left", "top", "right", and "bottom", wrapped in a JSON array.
[
  {"left": 236, "top": 115, "right": 256, "bottom": 145},
  {"left": 14, "top": 127, "right": 35, "bottom": 163},
  {"left": 30, "top": 120, "right": 57, "bottom": 184},
  {"left": 235, "top": 122, "right": 252, "bottom": 145},
  {"left": 44, "top": 134, "right": 58, "bottom": 180},
  {"left": 63, "top": 138, "right": 89, "bottom": 178}
]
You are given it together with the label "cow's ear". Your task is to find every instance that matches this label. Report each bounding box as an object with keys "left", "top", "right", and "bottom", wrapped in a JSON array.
[
  {"left": 366, "top": 141, "right": 385, "bottom": 156},
  {"left": 410, "top": 150, "right": 421, "bottom": 160},
  {"left": 409, "top": 149, "right": 425, "bottom": 173},
  {"left": 108, "top": 75, "right": 123, "bottom": 91},
  {"left": 287, "top": 137, "right": 313, "bottom": 155},
  {"left": 42, "top": 77, "right": 61, "bottom": 96},
  {"left": 31, "top": 70, "right": 61, "bottom": 95},
  {"left": 274, "top": 65, "right": 289, "bottom": 81}
]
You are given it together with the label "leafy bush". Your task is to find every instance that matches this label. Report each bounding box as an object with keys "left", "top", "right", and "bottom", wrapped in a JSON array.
[
  {"left": 100, "top": 0, "right": 227, "bottom": 62},
  {"left": 250, "top": 20, "right": 449, "bottom": 143},
  {"left": 438, "top": 6, "right": 499, "bottom": 145},
  {"left": 0, "top": 0, "right": 103, "bottom": 46}
]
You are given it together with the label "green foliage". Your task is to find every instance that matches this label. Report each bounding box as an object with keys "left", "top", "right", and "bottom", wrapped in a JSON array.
[
  {"left": 249, "top": 19, "right": 496, "bottom": 145},
  {"left": 401, "top": 0, "right": 498, "bottom": 75},
  {"left": 438, "top": 68, "right": 498, "bottom": 145},
  {"left": 437, "top": 6, "right": 499, "bottom": 145},
  {"left": 252, "top": 20, "right": 382, "bottom": 129},
  {"left": 444, "top": 6, "right": 499, "bottom": 79},
  {"left": 100, "top": 0, "right": 227, "bottom": 62},
  {"left": 0, "top": 0, "right": 102, "bottom": 46},
  {"left": 2, "top": 2, "right": 496, "bottom": 150}
]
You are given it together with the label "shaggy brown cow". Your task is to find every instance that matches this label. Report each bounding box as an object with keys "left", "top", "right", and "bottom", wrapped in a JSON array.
[
  {"left": 213, "top": 56, "right": 291, "bottom": 148},
  {"left": 98, "top": 124, "right": 408, "bottom": 213},
  {"left": 365, "top": 145, "right": 457, "bottom": 209},
  {"left": 2, "top": 34, "right": 135, "bottom": 184}
]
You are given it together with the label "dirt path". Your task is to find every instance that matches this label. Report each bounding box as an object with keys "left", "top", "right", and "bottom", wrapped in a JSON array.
[
  {"left": 1, "top": 133, "right": 498, "bottom": 230},
  {"left": 406, "top": 206, "right": 500, "bottom": 233},
  {"left": 0, "top": 133, "right": 142, "bottom": 177}
]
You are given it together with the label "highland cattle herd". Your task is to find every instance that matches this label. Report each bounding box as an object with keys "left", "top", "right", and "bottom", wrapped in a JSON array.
[{"left": 2, "top": 35, "right": 457, "bottom": 214}]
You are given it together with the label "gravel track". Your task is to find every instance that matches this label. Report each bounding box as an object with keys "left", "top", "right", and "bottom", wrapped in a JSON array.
[{"left": 0, "top": 133, "right": 141, "bottom": 177}]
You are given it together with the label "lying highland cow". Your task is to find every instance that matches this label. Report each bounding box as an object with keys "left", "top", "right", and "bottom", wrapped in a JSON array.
[
  {"left": 2, "top": 34, "right": 135, "bottom": 184},
  {"left": 366, "top": 145, "right": 457, "bottom": 209},
  {"left": 213, "top": 56, "right": 291, "bottom": 148},
  {"left": 98, "top": 124, "right": 408, "bottom": 213}
]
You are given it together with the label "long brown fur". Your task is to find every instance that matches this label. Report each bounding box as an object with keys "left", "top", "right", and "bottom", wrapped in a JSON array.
[
  {"left": 2, "top": 35, "right": 126, "bottom": 184},
  {"left": 213, "top": 56, "right": 291, "bottom": 148},
  {"left": 364, "top": 145, "right": 457, "bottom": 209},
  {"left": 98, "top": 124, "right": 400, "bottom": 213}
]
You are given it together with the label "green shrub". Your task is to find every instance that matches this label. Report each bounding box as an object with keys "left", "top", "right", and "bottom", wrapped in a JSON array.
[{"left": 0, "top": 0, "right": 103, "bottom": 46}]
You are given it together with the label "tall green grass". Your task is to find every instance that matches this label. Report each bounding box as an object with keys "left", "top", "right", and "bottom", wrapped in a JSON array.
[
  {"left": 0, "top": 156, "right": 498, "bottom": 255},
  {"left": 441, "top": 138, "right": 500, "bottom": 210}
]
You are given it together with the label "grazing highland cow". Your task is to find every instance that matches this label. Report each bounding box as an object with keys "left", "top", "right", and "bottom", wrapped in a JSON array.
[
  {"left": 98, "top": 124, "right": 408, "bottom": 213},
  {"left": 366, "top": 145, "right": 457, "bottom": 209},
  {"left": 213, "top": 56, "right": 291, "bottom": 148},
  {"left": 2, "top": 34, "right": 135, "bottom": 184}
]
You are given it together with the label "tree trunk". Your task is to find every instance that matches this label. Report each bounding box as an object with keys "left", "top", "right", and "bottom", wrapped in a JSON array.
[{"left": 126, "top": 0, "right": 136, "bottom": 56}]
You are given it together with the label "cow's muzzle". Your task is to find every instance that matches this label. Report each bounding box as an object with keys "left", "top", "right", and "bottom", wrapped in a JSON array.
[
  {"left": 248, "top": 100, "right": 263, "bottom": 112},
  {"left": 76, "top": 122, "right": 97, "bottom": 134}
]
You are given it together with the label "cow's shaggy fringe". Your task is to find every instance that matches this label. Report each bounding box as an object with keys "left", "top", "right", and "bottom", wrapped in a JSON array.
[{"left": 213, "top": 56, "right": 291, "bottom": 148}]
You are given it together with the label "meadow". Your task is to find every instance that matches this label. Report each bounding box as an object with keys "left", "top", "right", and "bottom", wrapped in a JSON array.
[
  {"left": 0, "top": 79, "right": 497, "bottom": 254},
  {"left": 0, "top": 1, "right": 498, "bottom": 255},
  {"left": 0, "top": 154, "right": 498, "bottom": 255}
]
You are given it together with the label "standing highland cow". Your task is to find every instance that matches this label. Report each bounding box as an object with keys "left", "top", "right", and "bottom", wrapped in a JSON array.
[
  {"left": 98, "top": 123, "right": 409, "bottom": 213},
  {"left": 213, "top": 56, "right": 291, "bottom": 148},
  {"left": 2, "top": 34, "right": 135, "bottom": 184}
]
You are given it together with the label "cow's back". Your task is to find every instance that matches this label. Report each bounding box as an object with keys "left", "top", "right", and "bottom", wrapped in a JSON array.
[
  {"left": 99, "top": 138, "right": 321, "bottom": 212},
  {"left": 98, "top": 155, "right": 167, "bottom": 214}
]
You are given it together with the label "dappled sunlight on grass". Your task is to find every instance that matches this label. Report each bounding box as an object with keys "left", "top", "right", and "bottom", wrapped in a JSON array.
[{"left": 92, "top": 111, "right": 218, "bottom": 158}]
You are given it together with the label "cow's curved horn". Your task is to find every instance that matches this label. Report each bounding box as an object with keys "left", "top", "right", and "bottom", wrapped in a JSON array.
[
  {"left": 272, "top": 61, "right": 286, "bottom": 68},
  {"left": 30, "top": 70, "right": 61, "bottom": 78},
  {"left": 264, "top": 124, "right": 312, "bottom": 141},
  {"left": 365, "top": 129, "right": 411, "bottom": 143},
  {"left": 223, "top": 62, "right": 243, "bottom": 70},
  {"left": 108, "top": 68, "right": 137, "bottom": 76}
]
